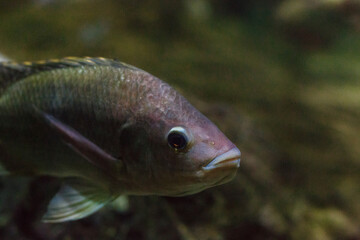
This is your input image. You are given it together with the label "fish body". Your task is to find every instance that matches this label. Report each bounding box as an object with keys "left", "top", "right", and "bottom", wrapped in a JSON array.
[{"left": 0, "top": 57, "right": 241, "bottom": 222}]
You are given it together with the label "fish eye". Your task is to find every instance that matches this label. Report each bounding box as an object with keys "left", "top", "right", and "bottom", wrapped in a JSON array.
[{"left": 167, "top": 127, "right": 189, "bottom": 151}]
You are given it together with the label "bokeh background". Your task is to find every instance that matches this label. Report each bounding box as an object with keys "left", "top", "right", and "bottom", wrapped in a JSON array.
[{"left": 0, "top": 0, "right": 359, "bottom": 239}]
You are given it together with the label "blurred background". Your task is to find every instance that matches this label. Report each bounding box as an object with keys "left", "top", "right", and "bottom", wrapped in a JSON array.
[{"left": 0, "top": 0, "right": 359, "bottom": 239}]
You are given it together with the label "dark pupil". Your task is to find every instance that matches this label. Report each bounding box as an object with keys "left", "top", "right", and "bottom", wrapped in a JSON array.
[{"left": 168, "top": 132, "right": 187, "bottom": 150}]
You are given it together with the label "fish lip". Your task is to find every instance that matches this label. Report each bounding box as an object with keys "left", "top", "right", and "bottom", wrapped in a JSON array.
[{"left": 202, "top": 147, "right": 241, "bottom": 170}]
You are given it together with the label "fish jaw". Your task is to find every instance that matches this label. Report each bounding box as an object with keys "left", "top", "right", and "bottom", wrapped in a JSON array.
[
  {"left": 202, "top": 147, "right": 241, "bottom": 171},
  {"left": 159, "top": 147, "right": 241, "bottom": 196}
]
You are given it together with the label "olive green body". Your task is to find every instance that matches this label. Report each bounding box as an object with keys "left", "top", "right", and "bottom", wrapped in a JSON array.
[
  {"left": 0, "top": 57, "right": 239, "bottom": 199},
  {"left": 0, "top": 60, "right": 159, "bottom": 192},
  {"left": 0, "top": 57, "right": 241, "bottom": 222}
]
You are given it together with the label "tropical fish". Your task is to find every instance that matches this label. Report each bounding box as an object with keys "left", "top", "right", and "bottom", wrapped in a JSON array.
[{"left": 0, "top": 57, "right": 241, "bottom": 222}]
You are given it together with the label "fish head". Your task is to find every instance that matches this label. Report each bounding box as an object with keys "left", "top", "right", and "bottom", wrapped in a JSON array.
[
  {"left": 121, "top": 111, "right": 241, "bottom": 196},
  {"left": 157, "top": 117, "right": 241, "bottom": 196},
  {"left": 115, "top": 78, "right": 241, "bottom": 196}
]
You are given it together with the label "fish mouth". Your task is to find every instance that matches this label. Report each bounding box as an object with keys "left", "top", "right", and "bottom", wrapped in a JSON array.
[{"left": 203, "top": 147, "right": 241, "bottom": 170}]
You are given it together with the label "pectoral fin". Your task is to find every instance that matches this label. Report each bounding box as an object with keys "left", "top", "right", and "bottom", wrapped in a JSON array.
[
  {"left": 36, "top": 109, "right": 122, "bottom": 173},
  {"left": 42, "top": 180, "right": 116, "bottom": 222}
]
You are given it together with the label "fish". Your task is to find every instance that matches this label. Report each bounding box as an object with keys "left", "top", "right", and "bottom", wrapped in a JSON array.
[{"left": 0, "top": 57, "right": 241, "bottom": 222}]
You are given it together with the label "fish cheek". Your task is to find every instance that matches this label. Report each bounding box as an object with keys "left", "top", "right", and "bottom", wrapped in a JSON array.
[
  {"left": 185, "top": 141, "right": 216, "bottom": 169},
  {"left": 117, "top": 125, "right": 154, "bottom": 176}
]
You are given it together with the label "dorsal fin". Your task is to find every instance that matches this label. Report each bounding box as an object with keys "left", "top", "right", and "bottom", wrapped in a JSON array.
[{"left": 0, "top": 57, "right": 140, "bottom": 92}]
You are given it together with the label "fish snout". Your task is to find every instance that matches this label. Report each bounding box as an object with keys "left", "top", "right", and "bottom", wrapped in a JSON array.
[{"left": 202, "top": 147, "right": 241, "bottom": 170}]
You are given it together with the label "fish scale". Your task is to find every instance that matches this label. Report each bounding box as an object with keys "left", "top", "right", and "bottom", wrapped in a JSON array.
[{"left": 0, "top": 57, "right": 240, "bottom": 222}]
